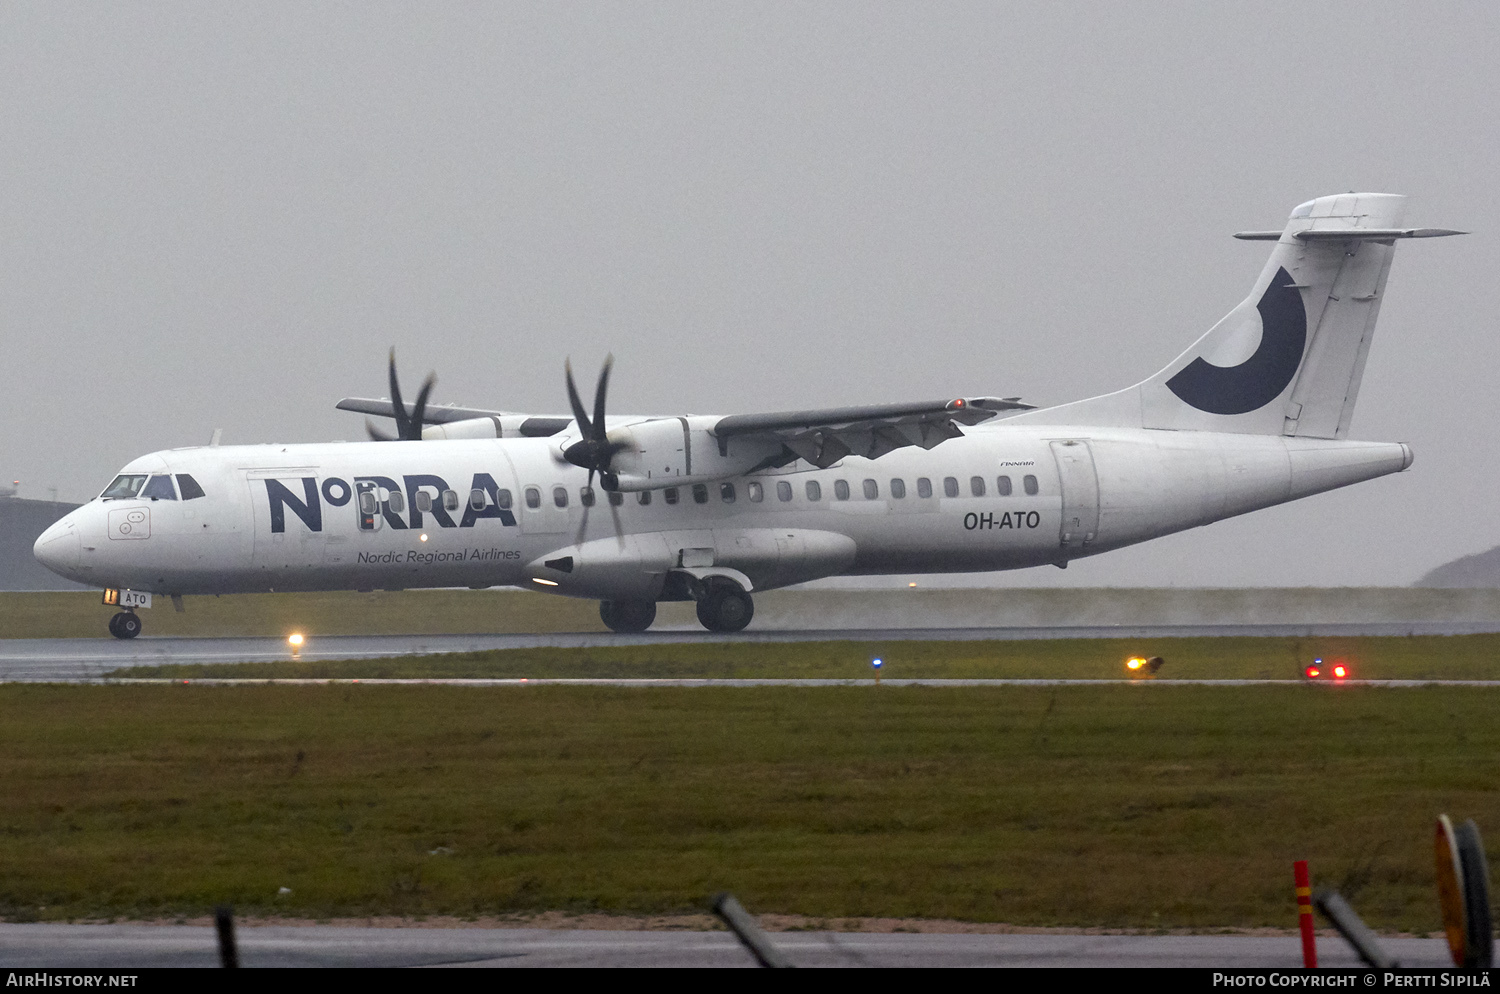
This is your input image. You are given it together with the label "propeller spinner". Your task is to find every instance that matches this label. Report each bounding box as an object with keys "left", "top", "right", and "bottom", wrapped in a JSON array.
[
  {"left": 366, "top": 349, "right": 436, "bottom": 442},
  {"left": 562, "top": 356, "right": 627, "bottom": 490}
]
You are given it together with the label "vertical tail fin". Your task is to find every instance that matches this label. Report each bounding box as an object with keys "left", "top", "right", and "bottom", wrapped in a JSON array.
[{"left": 1018, "top": 193, "right": 1462, "bottom": 437}]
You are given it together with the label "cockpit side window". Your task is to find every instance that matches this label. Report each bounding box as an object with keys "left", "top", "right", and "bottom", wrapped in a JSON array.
[
  {"left": 176, "top": 474, "right": 207, "bottom": 500},
  {"left": 141, "top": 475, "right": 178, "bottom": 500},
  {"left": 101, "top": 475, "right": 148, "bottom": 499}
]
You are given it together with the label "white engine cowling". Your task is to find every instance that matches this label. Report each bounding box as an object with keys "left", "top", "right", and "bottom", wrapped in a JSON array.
[{"left": 604, "top": 417, "right": 784, "bottom": 492}]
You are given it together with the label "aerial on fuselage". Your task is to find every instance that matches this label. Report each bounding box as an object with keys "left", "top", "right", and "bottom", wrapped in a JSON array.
[{"left": 36, "top": 193, "right": 1460, "bottom": 639}]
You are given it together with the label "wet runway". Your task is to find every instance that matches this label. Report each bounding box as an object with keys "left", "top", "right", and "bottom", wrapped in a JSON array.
[
  {"left": 4, "top": 621, "right": 1500, "bottom": 682},
  {"left": 0, "top": 923, "right": 1455, "bottom": 968}
]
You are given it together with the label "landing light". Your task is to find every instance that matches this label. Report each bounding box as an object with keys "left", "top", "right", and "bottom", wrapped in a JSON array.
[
  {"left": 532, "top": 577, "right": 559, "bottom": 587},
  {"left": 287, "top": 633, "right": 304, "bottom": 647}
]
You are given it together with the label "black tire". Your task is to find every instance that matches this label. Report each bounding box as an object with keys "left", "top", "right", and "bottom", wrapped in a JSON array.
[
  {"left": 1457, "top": 819, "right": 1493, "bottom": 968},
  {"left": 696, "top": 587, "right": 754, "bottom": 633},
  {"left": 110, "top": 611, "right": 141, "bottom": 640},
  {"left": 600, "top": 599, "right": 656, "bottom": 633}
]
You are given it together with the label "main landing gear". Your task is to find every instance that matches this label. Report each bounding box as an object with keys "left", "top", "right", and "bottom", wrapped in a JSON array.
[
  {"left": 600, "top": 600, "right": 657, "bottom": 634},
  {"left": 108, "top": 611, "right": 142, "bottom": 640},
  {"left": 695, "top": 584, "right": 754, "bottom": 633},
  {"left": 598, "top": 582, "right": 757, "bottom": 634}
]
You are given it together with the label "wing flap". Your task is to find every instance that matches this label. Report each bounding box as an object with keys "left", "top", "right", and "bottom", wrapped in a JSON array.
[{"left": 717, "top": 397, "right": 1032, "bottom": 469}]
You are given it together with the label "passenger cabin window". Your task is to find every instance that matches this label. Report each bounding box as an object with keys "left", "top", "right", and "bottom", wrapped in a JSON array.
[
  {"left": 141, "top": 475, "right": 177, "bottom": 500},
  {"left": 970, "top": 476, "right": 985, "bottom": 497},
  {"left": 581, "top": 486, "right": 596, "bottom": 507},
  {"left": 415, "top": 491, "right": 432, "bottom": 514},
  {"left": 943, "top": 477, "right": 959, "bottom": 498},
  {"left": 720, "top": 483, "right": 736, "bottom": 503},
  {"left": 176, "top": 474, "right": 206, "bottom": 500},
  {"left": 863, "top": 479, "right": 878, "bottom": 500},
  {"left": 1024, "top": 474, "right": 1039, "bottom": 495},
  {"left": 524, "top": 487, "right": 541, "bottom": 509},
  {"left": 638, "top": 490, "right": 651, "bottom": 506},
  {"left": 917, "top": 477, "right": 932, "bottom": 498},
  {"left": 664, "top": 487, "right": 679, "bottom": 505},
  {"left": 997, "top": 475, "right": 1012, "bottom": 496},
  {"left": 834, "top": 480, "right": 850, "bottom": 501},
  {"left": 805, "top": 480, "right": 822, "bottom": 501},
  {"left": 359, "top": 491, "right": 379, "bottom": 515},
  {"left": 692, "top": 484, "right": 709, "bottom": 504},
  {"left": 471, "top": 489, "right": 488, "bottom": 511},
  {"left": 497, "top": 489, "right": 513, "bottom": 510},
  {"left": 609, "top": 490, "right": 624, "bottom": 506},
  {"left": 777, "top": 481, "right": 793, "bottom": 502},
  {"left": 553, "top": 486, "right": 568, "bottom": 508},
  {"left": 890, "top": 478, "right": 905, "bottom": 499},
  {"left": 101, "top": 475, "right": 148, "bottom": 499},
  {"left": 443, "top": 489, "right": 460, "bottom": 511},
  {"left": 387, "top": 490, "right": 406, "bottom": 513},
  {"left": 747, "top": 482, "right": 764, "bottom": 502}
]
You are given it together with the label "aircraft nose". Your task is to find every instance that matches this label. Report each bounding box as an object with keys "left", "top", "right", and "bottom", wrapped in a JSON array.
[{"left": 34, "top": 516, "right": 81, "bottom": 577}]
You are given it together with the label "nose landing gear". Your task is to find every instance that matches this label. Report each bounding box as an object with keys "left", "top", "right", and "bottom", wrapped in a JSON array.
[{"left": 107, "top": 611, "right": 142, "bottom": 640}]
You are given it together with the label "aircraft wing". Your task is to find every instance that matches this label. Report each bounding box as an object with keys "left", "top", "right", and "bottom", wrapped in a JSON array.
[
  {"left": 712, "top": 396, "right": 1034, "bottom": 469},
  {"left": 335, "top": 397, "right": 514, "bottom": 425}
]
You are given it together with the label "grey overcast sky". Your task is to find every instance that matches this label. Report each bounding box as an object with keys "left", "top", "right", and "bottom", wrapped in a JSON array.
[{"left": 2, "top": 2, "right": 1496, "bottom": 587}]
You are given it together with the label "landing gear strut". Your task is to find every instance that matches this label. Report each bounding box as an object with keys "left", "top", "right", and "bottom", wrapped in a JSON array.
[
  {"left": 695, "top": 584, "right": 754, "bottom": 633},
  {"left": 108, "top": 611, "right": 142, "bottom": 640},
  {"left": 600, "top": 599, "right": 657, "bottom": 633}
]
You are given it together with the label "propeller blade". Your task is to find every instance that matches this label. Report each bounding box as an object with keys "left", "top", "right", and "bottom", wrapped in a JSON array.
[
  {"left": 406, "top": 372, "right": 436, "bottom": 441},
  {"left": 365, "top": 418, "right": 395, "bottom": 442},
  {"left": 607, "top": 494, "right": 625, "bottom": 548},
  {"left": 387, "top": 348, "right": 409, "bottom": 441},
  {"left": 564, "top": 360, "right": 592, "bottom": 436},
  {"left": 591, "top": 355, "right": 613, "bottom": 441}
]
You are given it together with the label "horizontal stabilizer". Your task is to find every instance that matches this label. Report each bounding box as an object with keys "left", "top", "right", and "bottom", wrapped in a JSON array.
[{"left": 1234, "top": 228, "right": 1467, "bottom": 242}]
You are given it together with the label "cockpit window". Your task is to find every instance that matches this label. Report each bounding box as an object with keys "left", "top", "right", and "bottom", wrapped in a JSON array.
[
  {"left": 101, "top": 475, "right": 148, "bottom": 499},
  {"left": 141, "top": 475, "right": 178, "bottom": 500},
  {"left": 176, "top": 474, "right": 206, "bottom": 500}
]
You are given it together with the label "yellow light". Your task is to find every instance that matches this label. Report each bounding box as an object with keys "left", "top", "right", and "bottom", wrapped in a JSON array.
[
  {"left": 908, "top": 582, "right": 917, "bottom": 588},
  {"left": 532, "top": 577, "right": 559, "bottom": 587},
  {"left": 419, "top": 534, "right": 428, "bottom": 542},
  {"left": 1126, "top": 657, "right": 1144, "bottom": 670},
  {"left": 287, "top": 633, "right": 304, "bottom": 647}
]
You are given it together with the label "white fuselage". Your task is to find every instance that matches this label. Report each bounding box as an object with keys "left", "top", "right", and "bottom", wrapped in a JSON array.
[{"left": 34, "top": 422, "right": 1411, "bottom": 600}]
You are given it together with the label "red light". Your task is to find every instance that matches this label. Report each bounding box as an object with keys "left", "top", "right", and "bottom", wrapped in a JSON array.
[
  {"left": 1333, "top": 664, "right": 1347, "bottom": 679},
  {"left": 953, "top": 398, "right": 965, "bottom": 407},
  {"left": 1304, "top": 665, "right": 1321, "bottom": 679}
]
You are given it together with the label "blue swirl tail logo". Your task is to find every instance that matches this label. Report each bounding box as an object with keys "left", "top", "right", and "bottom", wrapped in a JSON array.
[{"left": 1166, "top": 267, "right": 1307, "bottom": 415}]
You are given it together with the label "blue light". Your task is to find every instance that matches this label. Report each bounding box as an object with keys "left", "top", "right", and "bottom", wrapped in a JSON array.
[{"left": 872, "top": 657, "right": 883, "bottom": 669}]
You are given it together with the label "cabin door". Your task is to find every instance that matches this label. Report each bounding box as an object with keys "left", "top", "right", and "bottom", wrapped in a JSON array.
[{"left": 1049, "top": 440, "right": 1099, "bottom": 550}]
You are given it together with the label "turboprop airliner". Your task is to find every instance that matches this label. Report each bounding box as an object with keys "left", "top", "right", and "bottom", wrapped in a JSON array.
[{"left": 35, "top": 193, "right": 1461, "bottom": 638}]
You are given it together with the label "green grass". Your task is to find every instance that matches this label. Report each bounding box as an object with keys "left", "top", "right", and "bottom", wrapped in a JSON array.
[
  {"left": 0, "top": 683, "right": 1496, "bottom": 930},
  {"left": 107, "top": 633, "right": 1500, "bottom": 681}
]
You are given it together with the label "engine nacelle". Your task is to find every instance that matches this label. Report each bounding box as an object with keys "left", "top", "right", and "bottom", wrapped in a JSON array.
[
  {"left": 422, "top": 415, "right": 574, "bottom": 440},
  {"left": 421, "top": 417, "right": 502, "bottom": 440},
  {"left": 604, "top": 417, "right": 783, "bottom": 492}
]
